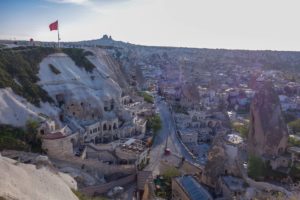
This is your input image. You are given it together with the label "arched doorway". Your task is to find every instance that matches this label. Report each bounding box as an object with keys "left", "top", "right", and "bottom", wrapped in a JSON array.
[{"left": 103, "top": 124, "right": 107, "bottom": 131}]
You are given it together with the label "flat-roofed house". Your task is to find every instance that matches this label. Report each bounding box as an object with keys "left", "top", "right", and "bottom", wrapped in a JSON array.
[{"left": 172, "top": 176, "right": 213, "bottom": 200}]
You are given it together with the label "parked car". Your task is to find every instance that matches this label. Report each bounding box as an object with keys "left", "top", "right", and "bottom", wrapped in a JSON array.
[
  {"left": 107, "top": 186, "right": 124, "bottom": 197},
  {"left": 164, "top": 148, "right": 171, "bottom": 155},
  {"left": 79, "top": 145, "right": 85, "bottom": 151},
  {"left": 75, "top": 151, "right": 81, "bottom": 157}
]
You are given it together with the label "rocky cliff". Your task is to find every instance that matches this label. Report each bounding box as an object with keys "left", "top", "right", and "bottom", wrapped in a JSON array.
[
  {"left": 0, "top": 154, "right": 78, "bottom": 200},
  {"left": 0, "top": 47, "right": 128, "bottom": 127},
  {"left": 248, "top": 82, "right": 288, "bottom": 157}
]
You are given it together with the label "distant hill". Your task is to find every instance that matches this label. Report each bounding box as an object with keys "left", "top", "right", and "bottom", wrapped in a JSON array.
[{"left": 61, "top": 36, "right": 300, "bottom": 73}]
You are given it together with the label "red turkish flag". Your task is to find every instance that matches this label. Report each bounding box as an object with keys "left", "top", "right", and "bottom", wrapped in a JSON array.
[{"left": 49, "top": 20, "right": 58, "bottom": 31}]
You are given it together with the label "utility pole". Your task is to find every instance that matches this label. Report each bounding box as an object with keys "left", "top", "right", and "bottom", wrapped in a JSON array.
[
  {"left": 165, "top": 131, "right": 169, "bottom": 149},
  {"left": 164, "top": 124, "right": 171, "bottom": 155}
]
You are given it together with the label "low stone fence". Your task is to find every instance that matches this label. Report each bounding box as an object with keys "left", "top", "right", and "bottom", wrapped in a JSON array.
[
  {"left": 50, "top": 155, "right": 135, "bottom": 176},
  {"left": 80, "top": 174, "right": 136, "bottom": 196}
]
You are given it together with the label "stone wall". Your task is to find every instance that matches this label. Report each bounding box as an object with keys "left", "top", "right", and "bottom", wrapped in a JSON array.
[
  {"left": 42, "top": 132, "right": 79, "bottom": 157},
  {"left": 80, "top": 174, "right": 136, "bottom": 196}
]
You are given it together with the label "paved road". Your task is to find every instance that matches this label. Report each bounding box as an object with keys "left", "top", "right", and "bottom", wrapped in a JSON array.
[
  {"left": 145, "top": 97, "right": 194, "bottom": 176},
  {"left": 122, "top": 183, "right": 137, "bottom": 200}
]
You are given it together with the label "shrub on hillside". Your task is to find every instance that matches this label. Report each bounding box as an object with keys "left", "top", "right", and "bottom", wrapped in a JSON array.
[
  {"left": 139, "top": 91, "right": 154, "bottom": 103},
  {"left": 0, "top": 47, "right": 56, "bottom": 106},
  {"left": 62, "top": 48, "right": 95, "bottom": 72},
  {"left": 0, "top": 121, "right": 42, "bottom": 152},
  {"left": 48, "top": 64, "right": 61, "bottom": 74}
]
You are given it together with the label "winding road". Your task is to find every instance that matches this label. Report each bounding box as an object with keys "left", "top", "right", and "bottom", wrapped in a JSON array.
[{"left": 145, "top": 97, "right": 194, "bottom": 176}]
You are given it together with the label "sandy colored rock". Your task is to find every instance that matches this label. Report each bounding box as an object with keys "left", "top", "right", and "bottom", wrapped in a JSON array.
[{"left": 0, "top": 154, "right": 78, "bottom": 200}]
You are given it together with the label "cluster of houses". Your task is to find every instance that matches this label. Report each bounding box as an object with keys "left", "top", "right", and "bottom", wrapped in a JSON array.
[
  {"left": 155, "top": 62, "right": 300, "bottom": 199},
  {"left": 37, "top": 92, "right": 153, "bottom": 169}
]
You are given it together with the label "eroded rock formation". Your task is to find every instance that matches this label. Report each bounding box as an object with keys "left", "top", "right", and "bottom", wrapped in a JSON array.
[
  {"left": 0, "top": 154, "right": 78, "bottom": 200},
  {"left": 248, "top": 82, "right": 288, "bottom": 157}
]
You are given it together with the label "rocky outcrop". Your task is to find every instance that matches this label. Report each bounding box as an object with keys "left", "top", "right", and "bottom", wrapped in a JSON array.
[
  {"left": 203, "top": 133, "right": 241, "bottom": 187},
  {"left": 0, "top": 88, "right": 60, "bottom": 127},
  {"left": 248, "top": 82, "right": 288, "bottom": 157},
  {"left": 0, "top": 154, "right": 78, "bottom": 200},
  {"left": 38, "top": 52, "right": 123, "bottom": 122},
  {"left": 0, "top": 48, "right": 127, "bottom": 127}
]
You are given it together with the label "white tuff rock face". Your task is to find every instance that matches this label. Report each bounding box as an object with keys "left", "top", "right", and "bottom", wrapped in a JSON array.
[
  {"left": 0, "top": 88, "right": 59, "bottom": 127},
  {"left": 38, "top": 52, "right": 122, "bottom": 122},
  {"left": 0, "top": 50, "right": 125, "bottom": 127},
  {"left": 0, "top": 154, "right": 78, "bottom": 200}
]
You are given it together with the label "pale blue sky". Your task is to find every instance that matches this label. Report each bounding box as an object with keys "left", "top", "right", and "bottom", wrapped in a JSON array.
[{"left": 1, "top": 0, "right": 300, "bottom": 50}]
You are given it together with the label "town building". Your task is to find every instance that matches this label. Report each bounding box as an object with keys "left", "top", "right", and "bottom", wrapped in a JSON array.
[
  {"left": 172, "top": 176, "right": 213, "bottom": 200},
  {"left": 217, "top": 176, "right": 246, "bottom": 199}
]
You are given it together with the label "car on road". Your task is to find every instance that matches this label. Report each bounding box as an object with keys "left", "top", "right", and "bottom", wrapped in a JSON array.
[
  {"left": 78, "top": 145, "right": 85, "bottom": 151},
  {"left": 243, "top": 161, "right": 248, "bottom": 169},
  {"left": 164, "top": 148, "right": 171, "bottom": 155},
  {"left": 75, "top": 151, "right": 81, "bottom": 157},
  {"left": 107, "top": 186, "right": 124, "bottom": 197}
]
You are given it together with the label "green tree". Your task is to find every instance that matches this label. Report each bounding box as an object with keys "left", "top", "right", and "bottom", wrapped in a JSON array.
[
  {"left": 0, "top": 47, "right": 56, "bottom": 106},
  {"left": 62, "top": 48, "right": 95, "bottom": 72},
  {"left": 0, "top": 125, "right": 29, "bottom": 151},
  {"left": 139, "top": 91, "right": 154, "bottom": 103},
  {"left": 162, "top": 166, "right": 180, "bottom": 182},
  {"left": 290, "top": 164, "right": 300, "bottom": 180},
  {"left": 232, "top": 122, "right": 249, "bottom": 138},
  {"left": 25, "top": 119, "right": 42, "bottom": 152},
  {"left": 288, "top": 119, "right": 300, "bottom": 134},
  {"left": 248, "top": 154, "right": 266, "bottom": 180},
  {"left": 284, "top": 112, "right": 297, "bottom": 123},
  {"left": 288, "top": 136, "right": 300, "bottom": 147},
  {"left": 147, "top": 114, "right": 162, "bottom": 133}
]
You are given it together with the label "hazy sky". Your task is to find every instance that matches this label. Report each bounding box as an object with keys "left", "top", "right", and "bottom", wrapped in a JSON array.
[{"left": 1, "top": 0, "right": 300, "bottom": 50}]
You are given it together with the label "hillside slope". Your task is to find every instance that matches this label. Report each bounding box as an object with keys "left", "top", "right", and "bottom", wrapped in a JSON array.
[
  {"left": 0, "top": 47, "right": 127, "bottom": 127},
  {"left": 38, "top": 52, "right": 122, "bottom": 122},
  {"left": 0, "top": 88, "right": 59, "bottom": 127}
]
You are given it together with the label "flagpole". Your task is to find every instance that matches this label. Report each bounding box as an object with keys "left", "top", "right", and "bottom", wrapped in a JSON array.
[{"left": 57, "top": 20, "right": 60, "bottom": 48}]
